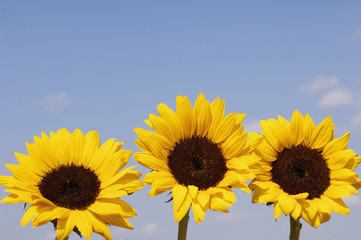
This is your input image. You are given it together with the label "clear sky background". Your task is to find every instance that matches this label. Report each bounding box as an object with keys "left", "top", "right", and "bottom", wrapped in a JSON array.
[{"left": 1, "top": 1, "right": 361, "bottom": 240}]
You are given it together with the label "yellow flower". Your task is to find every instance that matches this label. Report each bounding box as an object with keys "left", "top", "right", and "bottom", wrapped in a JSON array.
[
  {"left": 0, "top": 129, "right": 143, "bottom": 240},
  {"left": 133, "top": 93, "right": 263, "bottom": 223},
  {"left": 250, "top": 110, "right": 361, "bottom": 228}
]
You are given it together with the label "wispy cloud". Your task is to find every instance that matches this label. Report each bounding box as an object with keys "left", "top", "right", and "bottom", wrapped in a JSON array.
[
  {"left": 40, "top": 91, "right": 70, "bottom": 111},
  {"left": 301, "top": 76, "right": 339, "bottom": 94},
  {"left": 351, "top": 113, "right": 361, "bottom": 129},
  {"left": 211, "top": 211, "right": 251, "bottom": 223},
  {"left": 351, "top": 27, "right": 361, "bottom": 39},
  {"left": 44, "top": 232, "right": 56, "bottom": 240},
  {"left": 317, "top": 88, "right": 352, "bottom": 108},
  {"left": 142, "top": 223, "right": 158, "bottom": 235},
  {"left": 244, "top": 119, "right": 261, "bottom": 133}
]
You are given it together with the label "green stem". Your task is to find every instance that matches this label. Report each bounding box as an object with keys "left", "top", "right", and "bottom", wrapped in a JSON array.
[
  {"left": 289, "top": 216, "right": 302, "bottom": 240},
  {"left": 177, "top": 209, "right": 190, "bottom": 240}
]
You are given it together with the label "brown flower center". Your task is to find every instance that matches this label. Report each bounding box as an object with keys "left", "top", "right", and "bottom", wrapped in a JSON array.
[
  {"left": 38, "top": 164, "right": 101, "bottom": 210},
  {"left": 271, "top": 145, "right": 330, "bottom": 200},
  {"left": 167, "top": 136, "right": 227, "bottom": 190}
]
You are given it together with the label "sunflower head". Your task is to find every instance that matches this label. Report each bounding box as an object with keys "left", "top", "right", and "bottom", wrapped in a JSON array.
[
  {"left": 134, "top": 93, "right": 263, "bottom": 223},
  {"left": 250, "top": 110, "right": 361, "bottom": 228},
  {"left": 0, "top": 129, "right": 143, "bottom": 240}
]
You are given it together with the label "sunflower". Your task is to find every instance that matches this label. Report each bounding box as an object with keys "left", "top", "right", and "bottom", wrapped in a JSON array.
[
  {"left": 0, "top": 129, "right": 143, "bottom": 240},
  {"left": 133, "top": 93, "right": 263, "bottom": 223},
  {"left": 249, "top": 110, "right": 361, "bottom": 228}
]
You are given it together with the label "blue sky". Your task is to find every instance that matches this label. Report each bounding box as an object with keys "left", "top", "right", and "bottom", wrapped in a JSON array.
[{"left": 1, "top": 1, "right": 361, "bottom": 239}]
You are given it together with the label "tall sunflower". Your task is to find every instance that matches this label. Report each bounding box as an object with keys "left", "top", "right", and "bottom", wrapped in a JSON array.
[
  {"left": 250, "top": 110, "right": 361, "bottom": 228},
  {"left": 133, "top": 93, "right": 263, "bottom": 224},
  {"left": 0, "top": 129, "right": 143, "bottom": 240}
]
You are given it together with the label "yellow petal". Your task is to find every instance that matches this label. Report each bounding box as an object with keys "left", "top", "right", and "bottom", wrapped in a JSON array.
[
  {"left": 324, "top": 184, "right": 357, "bottom": 198},
  {"left": 330, "top": 169, "right": 359, "bottom": 184},
  {"left": 268, "top": 119, "right": 292, "bottom": 149},
  {"left": 173, "top": 185, "right": 192, "bottom": 222},
  {"left": 310, "top": 116, "right": 333, "bottom": 149},
  {"left": 142, "top": 171, "right": 174, "bottom": 184},
  {"left": 290, "top": 203, "right": 302, "bottom": 221},
  {"left": 82, "top": 131, "right": 100, "bottom": 166},
  {"left": 88, "top": 212, "right": 112, "bottom": 240},
  {"left": 220, "top": 129, "right": 247, "bottom": 159},
  {"left": 323, "top": 132, "right": 350, "bottom": 156},
  {"left": 157, "top": 103, "right": 183, "bottom": 141},
  {"left": 217, "top": 170, "right": 243, "bottom": 187},
  {"left": 258, "top": 187, "right": 282, "bottom": 204},
  {"left": 0, "top": 176, "right": 15, "bottom": 188},
  {"left": 208, "top": 97, "right": 225, "bottom": 140},
  {"left": 212, "top": 113, "right": 238, "bottom": 144},
  {"left": 192, "top": 200, "right": 207, "bottom": 224},
  {"left": 51, "top": 129, "right": 72, "bottom": 166},
  {"left": 133, "top": 152, "right": 169, "bottom": 172},
  {"left": 289, "top": 110, "right": 304, "bottom": 146},
  {"left": 226, "top": 158, "right": 249, "bottom": 171},
  {"left": 172, "top": 184, "right": 189, "bottom": 212},
  {"left": 97, "top": 149, "right": 131, "bottom": 182},
  {"left": 321, "top": 195, "right": 350, "bottom": 215},
  {"left": 88, "top": 198, "right": 136, "bottom": 218},
  {"left": 99, "top": 214, "right": 133, "bottom": 229},
  {"left": 150, "top": 176, "right": 177, "bottom": 195},
  {"left": 89, "top": 138, "right": 118, "bottom": 171},
  {"left": 56, "top": 212, "right": 75, "bottom": 240},
  {"left": 216, "top": 187, "right": 237, "bottom": 203},
  {"left": 134, "top": 128, "right": 170, "bottom": 161},
  {"left": 194, "top": 93, "right": 212, "bottom": 136},
  {"left": 352, "top": 157, "right": 361, "bottom": 171},
  {"left": 176, "top": 95, "right": 196, "bottom": 137},
  {"left": 196, "top": 190, "right": 210, "bottom": 208},
  {"left": 278, "top": 193, "right": 296, "bottom": 214},
  {"left": 4, "top": 164, "right": 40, "bottom": 184},
  {"left": 188, "top": 185, "right": 198, "bottom": 200},
  {"left": 327, "top": 149, "right": 357, "bottom": 170},
  {"left": 303, "top": 113, "right": 316, "bottom": 146},
  {"left": 101, "top": 166, "right": 137, "bottom": 189},
  {"left": 73, "top": 210, "right": 93, "bottom": 240},
  {"left": 32, "top": 206, "right": 68, "bottom": 227},
  {"left": 244, "top": 132, "right": 263, "bottom": 153},
  {"left": 274, "top": 202, "right": 283, "bottom": 221},
  {"left": 292, "top": 192, "right": 309, "bottom": 200},
  {"left": 21, "top": 204, "right": 38, "bottom": 227},
  {"left": 30, "top": 135, "right": 58, "bottom": 171},
  {"left": 25, "top": 142, "right": 51, "bottom": 173},
  {"left": 69, "top": 129, "right": 85, "bottom": 166},
  {"left": 254, "top": 141, "right": 277, "bottom": 162},
  {"left": 209, "top": 195, "right": 230, "bottom": 213},
  {"left": 148, "top": 114, "right": 177, "bottom": 145},
  {"left": 260, "top": 120, "right": 282, "bottom": 152}
]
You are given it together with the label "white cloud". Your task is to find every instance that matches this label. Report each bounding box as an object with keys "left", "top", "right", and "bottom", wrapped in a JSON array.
[
  {"left": 351, "top": 27, "right": 361, "bottom": 39},
  {"left": 302, "top": 76, "right": 339, "bottom": 94},
  {"left": 44, "top": 232, "right": 56, "bottom": 240},
  {"left": 317, "top": 88, "right": 352, "bottom": 108},
  {"left": 244, "top": 119, "right": 261, "bottom": 133},
  {"left": 40, "top": 91, "right": 70, "bottom": 111},
  {"left": 142, "top": 223, "right": 158, "bottom": 235},
  {"left": 211, "top": 211, "right": 251, "bottom": 223},
  {"left": 351, "top": 113, "right": 361, "bottom": 128}
]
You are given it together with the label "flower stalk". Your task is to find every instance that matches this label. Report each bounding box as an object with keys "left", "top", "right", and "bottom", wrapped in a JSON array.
[
  {"left": 289, "top": 216, "right": 302, "bottom": 240},
  {"left": 177, "top": 209, "right": 190, "bottom": 240}
]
